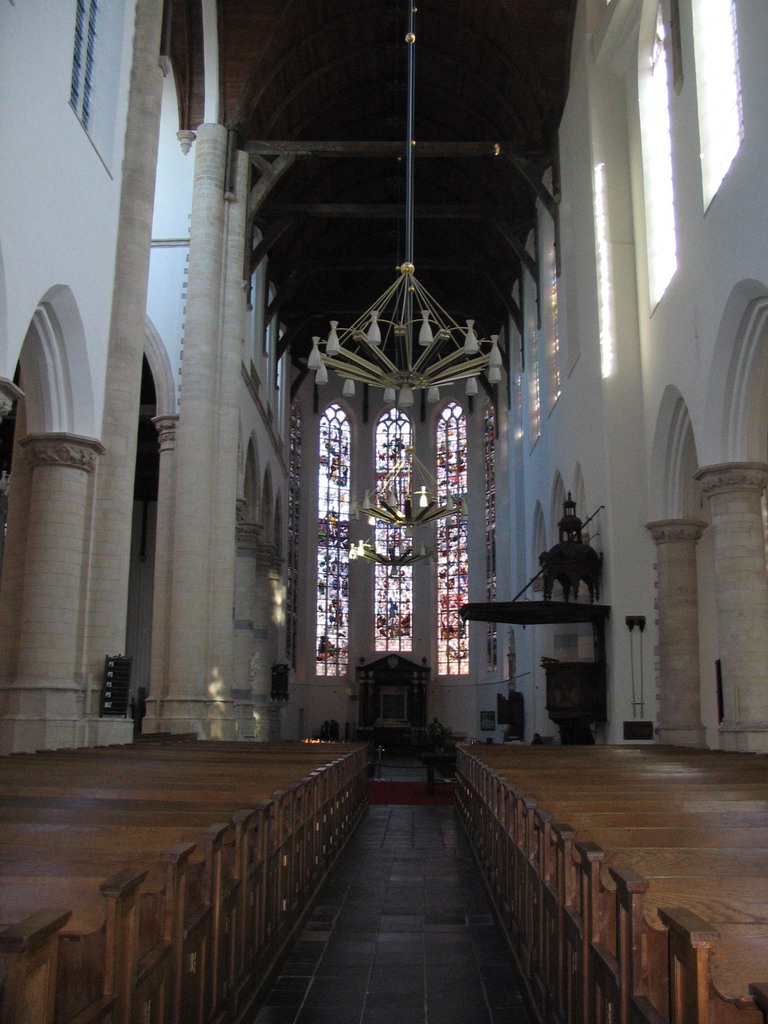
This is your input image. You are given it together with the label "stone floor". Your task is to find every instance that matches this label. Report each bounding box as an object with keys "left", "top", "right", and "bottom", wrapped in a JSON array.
[{"left": 253, "top": 771, "right": 532, "bottom": 1024}]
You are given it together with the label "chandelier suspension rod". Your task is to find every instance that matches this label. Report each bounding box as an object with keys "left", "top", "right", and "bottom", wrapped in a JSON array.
[{"left": 404, "top": 4, "right": 416, "bottom": 268}]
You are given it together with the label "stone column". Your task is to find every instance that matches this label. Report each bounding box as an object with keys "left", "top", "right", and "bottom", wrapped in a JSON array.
[
  {"left": 87, "top": 0, "right": 165, "bottom": 689},
  {"left": 157, "top": 127, "right": 248, "bottom": 737},
  {"left": 0, "top": 434, "right": 104, "bottom": 752},
  {"left": 0, "top": 382, "right": 27, "bottom": 685},
  {"left": 143, "top": 414, "right": 177, "bottom": 728},
  {"left": 695, "top": 462, "right": 768, "bottom": 751},
  {"left": 0, "top": 379, "right": 23, "bottom": 591},
  {"left": 232, "top": 504, "right": 261, "bottom": 740},
  {"left": 646, "top": 519, "right": 708, "bottom": 747},
  {"left": 0, "top": 379, "right": 23, "bottom": 422},
  {"left": 250, "top": 542, "right": 279, "bottom": 742}
]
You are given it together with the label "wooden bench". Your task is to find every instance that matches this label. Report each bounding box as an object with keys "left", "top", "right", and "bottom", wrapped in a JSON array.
[
  {"left": 457, "top": 744, "right": 768, "bottom": 1024},
  {"left": 0, "top": 740, "right": 370, "bottom": 1024}
]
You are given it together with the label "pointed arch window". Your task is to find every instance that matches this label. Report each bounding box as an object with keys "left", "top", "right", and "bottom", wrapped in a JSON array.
[
  {"left": 374, "top": 409, "right": 413, "bottom": 652},
  {"left": 640, "top": 4, "right": 678, "bottom": 307},
  {"left": 484, "top": 403, "right": 498, "bottom": 671},
  {"left": 692, "top": 0, "right": 743, "bottom": 208},
  {"left": 287, "top": 404, "right": 301, "bottom": 668},
  {"left": 436, "top": 403, "right": 469, "bottom": 675},
  {"left": 316, "top": 404, "right": 350, "bottom": 676}
]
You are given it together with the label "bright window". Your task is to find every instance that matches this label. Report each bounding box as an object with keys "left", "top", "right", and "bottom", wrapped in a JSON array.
[
  {"left": 69, "top": 0, "right": 126, "bottom": 168},
  {"left": 547, "top": 249, "right": 562, "bottom": 404},
  {"left": 373, "top": 410, "right": 413, "bottom": 652},
  {"left": 316, "top": 405, "right": 350, "bottom": 676},
  {"left": 436, "top": 403, "right": 469, "bottom": 675},
  {"left": 639, "top": 4, "right": 678, "bottom": 306},
  {"left": 692, "top": 0, "right": 743, "bottom": 208}
]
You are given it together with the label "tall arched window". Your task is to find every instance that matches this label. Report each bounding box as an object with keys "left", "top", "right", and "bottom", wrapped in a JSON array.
[
  {"left": 436, "top": 403, "right": 469, "bottom": 675},
  {"left": 484, "top": 403, "right": 498, "bottom": 670},
  {"left": 692, "top": 0, "right": 743, "bottom": 208},
  {"left": 640, "top": 3, "right": 678, "bottom": 307},
  {"left": 547, "top": 249, "right": 562, "bottom": 407},
  {"left": 316, "top": 404, "right": 350, "bottom": 675},
  {"left": 287, "top": 403, "right": 301, "bottom": 667},
  {"left": 374, "top": 409, "right": 413, "bottom": 652}
]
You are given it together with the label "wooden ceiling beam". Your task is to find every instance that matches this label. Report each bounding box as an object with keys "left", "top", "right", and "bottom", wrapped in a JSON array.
[
  {"left": 247, "top": 140, "right": 549, "bottom": 160},
  {"left": 263, "top": 203, "right": 524, "bottom": 219}
]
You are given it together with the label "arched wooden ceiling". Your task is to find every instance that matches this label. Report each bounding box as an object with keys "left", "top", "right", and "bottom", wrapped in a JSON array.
[{"left": 168, "top": 0, "right": 577, "bottom": 372}]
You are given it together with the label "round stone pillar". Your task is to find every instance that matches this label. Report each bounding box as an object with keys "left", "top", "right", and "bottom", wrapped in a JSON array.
[
  {"left": 158, "top": 126, "right": 248, "bottom": 737},
  {"left": 695, "top": 462, "right": 768, "bottom": 751},
  {"left": 143, "top": 414, "right": 178, "bottom": 730},
  {"left": 0, "top": 434, "right": 104, "bottom": 752},
  {"left": 646, "top": 519, "right": 708, "bottom": 747},
  {"left": 233, "top": 506, "right": 262, "bottom": 740}
]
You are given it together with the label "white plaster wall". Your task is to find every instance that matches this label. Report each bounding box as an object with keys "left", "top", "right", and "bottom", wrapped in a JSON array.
[{"left": 0, "top": 0, "right": 137, "bottom": 436}]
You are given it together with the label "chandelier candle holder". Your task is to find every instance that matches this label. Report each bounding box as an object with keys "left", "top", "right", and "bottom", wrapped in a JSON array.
[
  {"left": 351, "top": 445, "right": 463, "bottom": 530},
  {"left": 307, "top": 4, "right": 503, "bottom": 406},
  {"left": 349, "top": 444, "right": 462, "bottom": 567},
  {"left": 349, "top": 537, "right": 432, "bottom": 567}
]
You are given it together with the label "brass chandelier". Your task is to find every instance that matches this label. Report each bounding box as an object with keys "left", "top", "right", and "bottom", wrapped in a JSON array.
[{"left": 307, "top": 5, "right": 503, "bottom": 407}]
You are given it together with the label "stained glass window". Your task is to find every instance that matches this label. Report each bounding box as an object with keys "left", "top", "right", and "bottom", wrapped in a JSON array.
[
  {"left": 316, "top": 404, "right": 350, "bottom": 675},
  {"left": 436, "top": 403, "right": 469, "bottom": 675},
  {"left": 287, "top": 404, "right": 301, "bottom": 667},
  {"left": 484, "top": 404, "right": 497, "bottom": 671},
  {"left": 548, "top": 249, "right": 562, "bottom": 405},
  {"left": 373, "top": 409, "right": 413, "bottom": 652}
]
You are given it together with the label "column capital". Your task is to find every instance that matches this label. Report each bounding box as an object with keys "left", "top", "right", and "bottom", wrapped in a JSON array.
[
  {"left": 646, "top": 518, "right": 708, "bottom": 544},
  {"left": 695, "top": 462, "right": 768, "bottom": 497},
  {"left": 236, "top": 518, "right": 262, "bottom": 549},
  {"left": 18, "top": 432, "right": 105, "bottom": 472},
  {"left": 0, "top": 378, "right": 23, "bottom": 421},
  {"left": 152, "top": 414, "right": 179, "bottom": 453}
]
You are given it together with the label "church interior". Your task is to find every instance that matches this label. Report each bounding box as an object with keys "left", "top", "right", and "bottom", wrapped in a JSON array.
[{"left": 2, "top": 0, "right": 768, "bottom": 1020}]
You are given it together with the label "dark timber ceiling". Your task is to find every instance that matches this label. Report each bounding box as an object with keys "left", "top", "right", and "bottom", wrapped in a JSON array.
[{"left": 168, "top": 0, "right": 577, "bottom": 373}]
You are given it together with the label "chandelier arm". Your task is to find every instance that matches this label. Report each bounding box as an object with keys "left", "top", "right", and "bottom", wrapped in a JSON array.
[
  {"left": 413, "top": 350, "right": 493, "bottom": 385},
  {"left": 323, "top": 346, "right": 402, "bottom": 378}
]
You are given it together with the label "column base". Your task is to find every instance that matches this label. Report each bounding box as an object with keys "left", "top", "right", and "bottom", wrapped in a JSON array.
[
  {"left": 0, "top": 682, "right": 135, "bottom": 753},
  {"left": 657, "top": 726, "right": 707, "bottom": 748},
  {"left": 718, "top": 720, "right": 768, "bottom": 752},
  {"left": 143, "top": 697, "right": 239, "bottom": 740},
  {"left": 0, "top": 713, "right": 133, "bottom": 754}
]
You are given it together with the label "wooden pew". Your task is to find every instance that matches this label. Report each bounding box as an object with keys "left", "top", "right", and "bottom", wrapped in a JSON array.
[
  {"left": 0, "top": 740, "right": 369, "bottom": 1024},
  {"left": 456, "top": 745, "right": 768, "bottom": 1024}
]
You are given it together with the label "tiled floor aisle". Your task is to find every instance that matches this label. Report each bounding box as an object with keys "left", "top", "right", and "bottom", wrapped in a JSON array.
[{"left": 254, "top": 804, "right": 532, "bottom": 1024}]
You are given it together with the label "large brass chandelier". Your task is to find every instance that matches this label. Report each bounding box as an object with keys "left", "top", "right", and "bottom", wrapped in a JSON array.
[{"left": 307, "top": 5, "right": 503, "bottom": 407}]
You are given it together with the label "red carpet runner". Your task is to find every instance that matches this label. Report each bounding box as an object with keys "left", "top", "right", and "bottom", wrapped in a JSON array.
[{"left": 367, "top": 780, "right": 455, "bottom": 805}]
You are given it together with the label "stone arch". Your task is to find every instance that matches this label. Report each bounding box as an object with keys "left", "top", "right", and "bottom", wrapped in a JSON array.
[
  {"left": 274, "top": 491, "right": 283, "bottom": 558},
  {"left": 532, "top": 500, "right": 546, "bottom": 575},
  {"left": 18, "top": 285, "right": 95, "bottom": 436},
  {"left": 243, "top": 436, "right": 260, "bottom": 521},
  {"left": 550, "top": 472, "right": 566, "bottom": 537},
  {"left": 572, "top": 463, "right": 587, "bottom": 522},
  {"left": 706, "top": 283, "right": 768, "bottom": 463},
  {"left": 144, "top": 317, "right": 177, "bottom": 417},
  {"left": 261, "top": 465, "right": 273, "bottom": 539},
  {"left": 650, "top": 385, "right": 701, "bottom": 520}
]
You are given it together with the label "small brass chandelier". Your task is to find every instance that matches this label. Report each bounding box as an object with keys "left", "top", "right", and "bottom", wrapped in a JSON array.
[
  {"left": 349, "top": 537, "right": 431, "bottom": 567},
  {"left": 307, "top": 5, "right": 503, "bottom": 406},
  {"left": 349, "top": 444, "right": 459, "bottom": 567}
]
